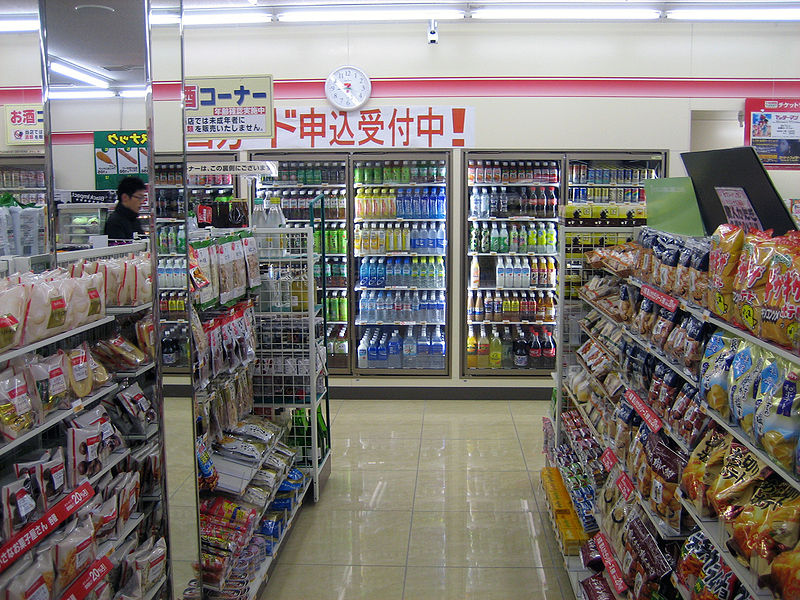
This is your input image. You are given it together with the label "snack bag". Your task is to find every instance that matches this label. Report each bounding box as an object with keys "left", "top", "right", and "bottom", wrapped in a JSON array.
[
  {"left": 689, "top": 240, "right": 711, "bottom": 307},
  {"left": 648, "top": 440, "right": 685, "bottom": 531},
  {"left": 700, "top": 331, "right": 740, "bottom": 419},
  {"left": 240, "top": 231, "right": 261, "bottom": 290},
  {"left": 728, "top": 343, "right": 765, "bottom": 436},
  {"left": 676, "top": 531, "right": 714, "bottom": 592},
  {"left": 761, "top": 237, "right": 800, "bottom": 349},
  {"left": 674, "top": 243, "right": 694, "bottom": 300},
  {"left": 771, "top": 543, "right": 800, "bottom": 600},
  {"left": 189, "top": 239, "right": 216, "bottom": 310},
  {"left": 694, "top": 546, "right": 739, "bottom": 600},
  {"left": 739, "top": 236, "right": 777, "bottom": 336},
  {"left": 708, "top": 224, "right": 745, "bottom": 321},
  {"left": 731, "top": 230, "right": 773, "bottom": 330},
  {"left": 681, "top": 429, "right": 731, "bottom": 517},
  {"left": 709, "top": 441, "right": 772, "bottom": 522},
  {"left": 753, "top": 357, "right": 800, "bottom": 472}
]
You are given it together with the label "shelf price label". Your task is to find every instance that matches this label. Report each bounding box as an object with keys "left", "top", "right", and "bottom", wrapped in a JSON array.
[
  {"left": 61, "top": 556, "right": 113, "bottom": 600},
  {"left": 615, "top": 472, "right": 635, "bottom": 500},
  {"left": 640, "top": 284, "right": 679, "bottom": 312},
  {"left": 600, "top": 448, "right": 618, "bottom": 472},
  {"left": 625, "top": 389, "right": 662, "bottom": 433},
  {"left": 593, "top": 533, "right": 628, "bottom": 594},
  {"left": 0, "top": 482, "right": 94, "bottom": 573}
]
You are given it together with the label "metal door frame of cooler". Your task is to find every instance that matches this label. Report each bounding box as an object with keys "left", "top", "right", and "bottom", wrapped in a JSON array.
[
  {"left": 348, "top": 150, "right": 453, "bottom": 377},
  {"left": 248, "top": 150, "right": 353, "bottom": 376},
  {"left": 460, "top": 150, "right": 566, "bottom": 378}
]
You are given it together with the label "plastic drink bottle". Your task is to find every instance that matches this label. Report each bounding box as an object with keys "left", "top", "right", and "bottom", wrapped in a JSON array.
[
  {"left": 495, "top": 257, "right": 505, "bottom": 289},
  {"left": 480, "top": 188, "right": 490, "bottom": 218},
  {"left": 264, "top": 196, "right": 287, "bottom": 257},
  {"left": 466, "top": 326, "right": 477, "bottom": 368},
  {"left": 388, "top": 330, "right": 402, "bottom": 368},
  {"left": 470, "top": 256, "right": 481, "bottom": 288},
  {"left": 417, "top": 326, "right": 430, "bottom": 368},
  {"left": 489, "top": 328, "right": 502, "bottom": 369},
  {"left": 480, "top": 223, "right": 490, "bottom": 253},
  {"left": 477, "top": 326, "right": 490, "bottom": 368},
  {"left": 430, "top": 326, "right": 445, "bottom": 369},
  {"left": 490, "top": 223, "right": 500, "bottom": 252},
  {"left": 502, "top": 327, "right": 514, "bottom": 368},
  {"left": 357, "top": 335, "right": 369, "bottom": 368},
  {"left": 509, "top": 224, "right": 519, "bottom": 254}
]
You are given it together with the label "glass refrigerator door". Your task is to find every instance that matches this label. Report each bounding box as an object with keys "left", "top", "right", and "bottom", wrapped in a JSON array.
[
  {"left": 250, "top": 153, "right": 351, "bottom": 374},
  {"left": 351, "top": 153, "right": 450, "bottom": 375},
  {"left": 462, "top": 153, "right": 562, "bottom": 376}
]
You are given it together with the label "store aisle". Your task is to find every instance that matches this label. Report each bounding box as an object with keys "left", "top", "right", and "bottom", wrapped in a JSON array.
[{"left": 260, "top": 399, "right": 573, "bottom": 600}]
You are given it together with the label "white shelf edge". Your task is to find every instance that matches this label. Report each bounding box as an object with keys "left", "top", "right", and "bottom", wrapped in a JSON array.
[
  {"left": 0, "top": 316, "right": 115, "bottom": 363},
  {"left": 87, "top": 449, "right": 131, "bottom": 487},
  {"left": 106, "top": 304, "right": 151, "bottom": 315}
]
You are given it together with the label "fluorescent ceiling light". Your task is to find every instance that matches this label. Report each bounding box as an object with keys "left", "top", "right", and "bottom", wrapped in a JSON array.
[
  {"left": 50, "top": 62, "right": 110, "bottom": 88},
  {"left": 278, "top": 8, "right": 465, "bottom": 22},
  {"left": 119, "top": 89, "right": 148, "bottom": 98},
  {"left": 471, "top": 7, "right": 661, "bottom": 20},
  {"left": 666, "top": 8, "right": 800, "bottom": 21},
  {"left": 49, "top": 90, "right": 116, "bottom": 99},
  {"left": 0, "top": 17, "right": 39, "bottom": 32},
  {"left": 183, "top": 10, "right": 272, "bottom": 25}
]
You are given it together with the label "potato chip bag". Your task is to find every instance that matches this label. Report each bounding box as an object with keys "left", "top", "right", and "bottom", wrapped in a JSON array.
[
  {"left": 728, "top": 343, "right": 765, "bottom": 437},
  {"left": 676, "top": 531, "right": 714, "bottom": 592},
  {"left": 681, "top": 429, "right": 731, "bottom": 518},
  {"left": 700, "top": 331, "right": 741, "bottom": 419},
  {"left": 739, "top": 237, "right": 777, "bottom": 337},
  {"left": 709, "top": 441, "right": 772, "bottom": 522},
  {"left": 690, "top": 240, "right": 711, "bottom": 307},
  {"left": 693, "top": 547, "right": 739, "bottom": 600},
  {"left": 708, "top": 224, "right": 745, "bottom": 320},
  {"left": 753, "top": 358, "right": 800, "bottom": 473},
  {"left": 770, "top": 543, "right": 800, "bottom": 600},
  {"left": 732, "top": 231, "right": 774, "bottom": 331},
  {"left": 760, "top": 238, "right": 800, "bottom": 350}
]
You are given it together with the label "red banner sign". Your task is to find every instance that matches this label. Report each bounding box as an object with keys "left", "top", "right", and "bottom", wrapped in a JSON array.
[
  {"left": 640, "top": 284, "right": 679, "bottom": 312},
  {"left": 0, "top": 482, "right": 95, "bottom": 573},
  {"left": 615, "top": 472, "right": 635, "bottom": 500},
  {"left": 593, "top": 533, "right": 628, "bottom": 594},
  {"left": 625, "top": 389, "right": 662, "bottom": 433},
  {"left": 600, "top": 448, "right": 619, "bottom": 472},
  {"left": 61, "top": 556, "right": 113, "bottom": 600}
]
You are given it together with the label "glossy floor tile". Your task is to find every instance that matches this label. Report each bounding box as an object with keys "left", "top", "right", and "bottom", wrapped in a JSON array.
[{"left": 259, "top": 398, "right": 575, "bottom": 600}]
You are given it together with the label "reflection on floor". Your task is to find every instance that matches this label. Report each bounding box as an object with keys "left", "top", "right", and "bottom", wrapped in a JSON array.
[{"left": 259, "top": 398, "right": 574, "bottom": 600}]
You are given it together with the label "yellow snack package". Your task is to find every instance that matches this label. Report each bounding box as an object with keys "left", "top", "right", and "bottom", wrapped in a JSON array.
[
  {"left": 708, "top": 224, "right": 745, "bottom": 321},
  {"left": 760, "top": 238, "right": 800, "bottom": 349},
  {"left": 732, "top": 231, "right": 774, "bottom": 333}
]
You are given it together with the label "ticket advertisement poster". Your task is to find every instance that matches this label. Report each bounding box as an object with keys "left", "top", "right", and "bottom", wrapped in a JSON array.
[{"left": 745, "top": 98, "right": 800, "bottom": 169}]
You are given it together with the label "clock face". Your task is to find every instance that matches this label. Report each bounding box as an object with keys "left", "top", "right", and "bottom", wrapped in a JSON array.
[{"left": 325, "top": 66, "right": 371, "bottom": 112}]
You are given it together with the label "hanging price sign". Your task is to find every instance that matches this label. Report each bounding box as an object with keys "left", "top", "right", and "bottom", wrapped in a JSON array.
[
  {"left": 615, "top": 472, "right": 635, "bottom": 500},
  {"left": 625, "top": 389, "right": 662, "bottom": 433},
  {"left": 593, "top": 533, "right": 628, "bottom": 594},
  {"left": 60, "top": 556, "right": 114, "bottom": 600},
  {"left": 600, "top": 448, "right": 619, "bottom": 472},
  {"left": 640, "top": 283, "right": 679, "bottom": 312}
]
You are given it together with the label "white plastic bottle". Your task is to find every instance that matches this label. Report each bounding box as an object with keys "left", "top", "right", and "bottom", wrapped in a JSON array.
[
  {"left": 264, "top": 195, "right": 287, "bottom": 257},
  {"left": 470, "top": 256, "right": 481, "bottom": 288},
  {"left": 357, "top": 335, "right": 369, "bottom": 369},
  {"left": 495, "top": 256, "right": 505, "bottom": 289},
  {"left": 403, "top": 326, "right": 417, "bottom": 368}
]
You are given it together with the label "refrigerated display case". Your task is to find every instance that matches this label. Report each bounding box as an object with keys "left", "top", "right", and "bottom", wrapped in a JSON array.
[
  {"left": 249, "top": 152, "right": 351, "bottom": 375},
  {"left": 56, "top": 202, "right": 115, "bottom": 246},
  {"left": 352, "top": 152, "right": 451, "bottom": 375},
  {"left": 462, "top": 152, "right": 561, "bottom": 376}
]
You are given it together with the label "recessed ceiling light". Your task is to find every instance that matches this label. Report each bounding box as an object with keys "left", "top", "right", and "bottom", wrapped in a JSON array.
[{"left": 75, "top": 5, "right": 116, "bottom": 12}]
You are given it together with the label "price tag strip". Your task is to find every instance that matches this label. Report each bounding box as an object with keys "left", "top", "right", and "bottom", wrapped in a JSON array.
[
  {"left": 0, "top": 482, "right": 94, "bottom": 573},
  {"left": 639, "top": 283, "right": 679, "bottom": 313},
  {"left": 61, "top": 556, "right": 113, "bottom": 600},
  {"left": 593, "top": 532, "right": 628, "bottom": 594},
  {"left": 625, "top": 389, "right": 662, "bottom": 433}
]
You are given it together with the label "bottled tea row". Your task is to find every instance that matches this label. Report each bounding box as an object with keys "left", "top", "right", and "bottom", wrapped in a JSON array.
[
  {"left": 471, "top": 256, "right": 557, "bottom": 290},
  {"left": 326, "top": 324, "right": 349, "bottom": 369},
  {"left": 358, "top": 257, "right": 446, "bottom": 289},
  {"left": 469, "top": 186, "right": 558, "bottom": 219},
  {"left": 354, "top": 161, "right": 447, "bottom": 185},
  {"left": 153, "top": 188, "right": 184, "bottom": 219},
  {"left": 354, "top": 222, "right": 447, "bottom": 256},
  {"left": 314, "top": 258, "right": 348, "bottom": 288},
  {"left": 357, "top": 325, "right": 446, "bottom": 370},
  {"left": 568, "top": 186, "right": 646, "bottom": 203},
  {"left": 357, "top": 290, "right": 446, "bottom": 324},
  {"left": 466, "top": 325, "right": 556, "bottom": 370},
  {"left": 467, "top": 160, "right": 559, "bottom": 185},
  {"left": 159, "top": 290, "right": 189, "bottom": 319},
  {"left": 568, "top": 163, "right": 656, "bottom": 185},
  {"left": 260, "top": 162, "right": 346, "bottom": 185},
  {"left": 468, "top": 221, "right": 557, "bottom": 254},
  {"left": 257, "top": 189, "right": 347, "bottom": 221},
  {"left": 355, "top": 187, "right": 447, "bottom": 220},
  {"left": 467, "top": 290, "right": 557, "bottom": 324},
  {"left": 324, "top": 291, "right": 349, "bottom": 323}
]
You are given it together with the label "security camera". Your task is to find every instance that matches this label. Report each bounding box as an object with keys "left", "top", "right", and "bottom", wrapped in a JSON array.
[{"left": 428, "top": 19, "right": 438, "bottom": 44}]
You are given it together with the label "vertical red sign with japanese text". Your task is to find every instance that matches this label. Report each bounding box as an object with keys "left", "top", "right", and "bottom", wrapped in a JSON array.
[
  {"left": 185, "top": 105, "right": 474, "bottom": 152},
  {"left": 745, "top": 98, "right": 800, "bottom": 169}
]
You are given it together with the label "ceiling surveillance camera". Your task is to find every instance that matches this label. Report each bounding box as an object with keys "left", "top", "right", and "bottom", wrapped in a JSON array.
[{"left": 428, "top": 19, "right": 438, "bottom": 44}]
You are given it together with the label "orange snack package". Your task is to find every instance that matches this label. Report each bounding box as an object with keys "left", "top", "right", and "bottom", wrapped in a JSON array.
[
  {"left": 731, "top": 230, "right": 773, "bottom": 332},
  {"left": 760, "top": 236, "right": 800, "bottom": 349},
  {"left": 708, "top": 224, "right": 745, "bottom": 321}
]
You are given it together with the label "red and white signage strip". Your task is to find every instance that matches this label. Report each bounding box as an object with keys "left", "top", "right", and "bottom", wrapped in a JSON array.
[
  {"left": 593, "top": 533, "right": 628, "bottom": 594},
  {"left": 60, "top": 556, "right": 113, "bottom": 600},
  {"left": 625, "top": 389, "right": 662, "bottom": 433},
  {"left": 0, "top": 482, "right": 94, "bottom": 573},
  {"left": 600, "top": 448, "right": 619, "bottom": 472},
  {"left": 615, "top": 472, "right": 635, "bottom": 501},
  {"left": 640, "top": 283, "right": 679, "bottom": 312}
]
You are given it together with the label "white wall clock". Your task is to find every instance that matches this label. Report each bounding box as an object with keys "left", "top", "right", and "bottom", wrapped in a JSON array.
[{"left": 325, "top": 66, "right": 372, "bottom": 112}]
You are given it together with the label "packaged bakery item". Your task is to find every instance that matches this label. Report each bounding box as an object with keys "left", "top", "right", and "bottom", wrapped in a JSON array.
[
  {"left": 35, "top": 448, "right": 66, "bottom": 511},
  {"left": 0, "top": 284, "right": 26, "bottom": 351},
  {"left": 135, "top": 537, "right": 166, "bottom": 591},
  {"left": 681, "top": 429, "right": 731, "bottom": 517},
  {"left": 87, "top": 349, "right": 111, "bottom": 390},
  {"left": 709, "top": 441, "right": 772, "bottom": 522},
  {"left": 19, "top": 277, "right": 69, "bottom": 345},
  {"left": 2, "top": 474, "right": 38, "bottom": 540},
  {"left": 708, "top": 224, "right": 745, "bottom": 321},
  {"left": 7, "top": 544, "right": 54, "bottom": 600},
  {"left": 761, "top": 236, "right": 800, "bottom": 349},
  {"left": 66, "top": 344, "right": 93, "bottom": 399},
  {"left": 30, "top": 351, "right": 70, "bottom": 413},
  {"left": 700, "top": 331, "right": 741, "bottom": 419},
  {"left": 67, "top": 425, "right": 103, "bottom": 487},
  {"left": 69, "top": 271, "right": 106, "bottom": 327},
  {"left": 727, "top": 474, "right": 800, "bottom": 580},
  {"left": 0, "top": 367, "right": 42, "bottom": 441},
  {"left": 648, "top": 440, "right": 685, "bottom": 531},
  {"left": 116, "top": 383, "right": 157, "bottom": 426},
  {"left": 134, "top": 315, "right": 155, "bottom": 360},
  {"left": 752, "top": 357, "right": 800, "bottom": 472},
  {"left": 54, "top": 516, "right": 97, "bottom": 596},
  {"left": 676, "top": 531, "right": 714, "bottom": 592},
  {"left": 728, "top": 342, "right": 765, "bottom": 436},
  {"left": 72, "top": 405, "right": 125, "bottom": 460},
  {"left": 96, "top": 334, "right": 147, "bottom": 370}
]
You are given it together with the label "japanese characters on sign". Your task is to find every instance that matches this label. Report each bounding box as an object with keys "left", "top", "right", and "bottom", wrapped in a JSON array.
[
  {"left": 4, "top": 104, "right": 44, "bottom": 146},
  {"left": 640, "top": 284, "right": 679, "bottom": 312},
  {"left": 714, "top": 186, "right": 764, "bottom": 231},
  {"left": 93, "top": 130, "right": 149, "bottom": 190},
  {"left": 184, "top": 76, "right": 274, "bottom": 139},
  {"left": 186, "top": 161, "right": 275, "bottom": 176},
  {"left": 745, "top": 98, "right": 800, "bottom": 170},
  {"left": 185, "top": 105, "right": 474, "bottom": 151},
  {"left": 61, "top": 556, "right": 113, "bottom": 600},
  {"left": 600, "top": 448, "right": 619, "bottom": 472},
  {"left": 593, "top": 533, "right": 628, "bottom": 593},
  {"left": 615, "top": 472, "right": 635, "bottom": 500},
  {"left": 625, "top": 389, "right": 662, "bottom": 433}
]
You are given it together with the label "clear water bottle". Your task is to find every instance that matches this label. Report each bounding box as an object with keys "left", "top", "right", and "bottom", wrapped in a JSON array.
[
  {"left": 430, "top": 326, "right": 445, "bottom": 369},
  {"left": 264, "top": 195, "right": 286, "bottom": 257},
  {"left": 357, "top": 335, "right": 369, "bottom": 369},
  {"left": 480, "top": 188, "right": 490, "bottom": 218},
  {"left": 366, "top": 291, "right": 377, "bottom": 322},
  {"left": 377, "top": 335, "right": 389, "bottom": 364},
  {"left": 417, "top": 326, "right": 430, "bottom": 368},
  {"left": 435, "top": 258, "right": 445, "bottom": 289},
  {"left": 402, "top": 258, "right": 412, "bottom": 287},
  {"left": 437, "top": 188, "right": 447, "bottom": 219},
  {"left": 403, "top": 326, "right": 417, "bottom": 368},
  {"left": 377, "top": 258, "right": 386, "bottom": 288},
  {"left": 412, "top": 189, "right": 422, "bottom": 218},
  {"left": 388, "top": 330, "right": 402, "bottom": 368},
  {"left": 411, "top": 290, "right": 420, "bottom": 320},
  {"left": 420, "top": 291, "right": 429, "bottom": 322},
  {"left": 359, "top": 258, "right": 369, "bottom": 287},
  {"left": 367, "top": 335, "right": 379, "bottom": 367},
  {"left": 368, "top": 258, "right": 378, "bottom": 288},
  {"left": 402, "top": 291, "right": 412, "bottom": 322},
  {"left": 435, "top": 291, "right": 445, "bottom": 323},
  {"left": 393, "top": 291, "right": 403, "bottom": 321}
]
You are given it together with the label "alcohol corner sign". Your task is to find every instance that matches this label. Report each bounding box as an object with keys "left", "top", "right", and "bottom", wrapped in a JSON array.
[
  {"left": 4, "top": 104, "right": 44, "bottom": 145},
  {"left": 184, "top": 75, "right": 274, "bottom": 140},
  {"left": 94, "top": 130, "right": 149, "bottom": 190},
  {"left": 745, "top": 98, "right": 800, "bottom": 170}
]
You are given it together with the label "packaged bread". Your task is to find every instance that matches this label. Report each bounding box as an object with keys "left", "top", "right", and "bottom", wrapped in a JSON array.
[
  {"left": 2, "top": 475, "right": 38, "bottom": 540},
  {"left": 134, "top": 315, "right": 155, "bottom": 359},
  {"left": 133, "top": 257, "right": 152, "bottom": 305},
  {"left": 0, "top": 367, "right": 42, "bottom": 441},
  {"left": 67, "top": 425, "right": 103, "bottom": 487},
  {"left": 66, "top": 344, "right": 94, "bottom": 399},
  {"left": 7, "top": 543, "right": 54, "bottom": 600},
  {"left": 708, "top": 224, "right": 745, "bottom": 320},
  {"left": 35, "top": 448, "right": 66, "bottom": 511},
  {"left": 99, "top": 259, "right": 123, "bottom": 306},
  {"left": 20, "top": 278, "right": 70, "bottom": 345},
  {"left": 87, "top": 350, "right": 111, "bottom": 390},
  {"left": 0, "top": 285, "right": 27, "bottom": 351},
  {"left": 674, "top": 243, "right": 694, "bottom": 300},
  {"left": 96, "top": 334, "right": 147, "bottom": 370},
  {"left": 54, "top": 516, "right": 97, "bottom": 596},
  {"left": 760, "top": 237, "right": 800, "bottom": 349}
]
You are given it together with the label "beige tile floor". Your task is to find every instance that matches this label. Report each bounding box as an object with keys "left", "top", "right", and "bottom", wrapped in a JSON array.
[{"left": 260, "top": 399, "right": 574, "bottom": 600}]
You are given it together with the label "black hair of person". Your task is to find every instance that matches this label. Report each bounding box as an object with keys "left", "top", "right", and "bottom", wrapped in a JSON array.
[{"left": 117, "top": 176, "right": 146, "bottom": 202}]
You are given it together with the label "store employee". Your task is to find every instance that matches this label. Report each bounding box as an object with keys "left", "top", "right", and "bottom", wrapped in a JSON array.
[{"left": 104, "top": 176, "right": 146, "bottom": 240}]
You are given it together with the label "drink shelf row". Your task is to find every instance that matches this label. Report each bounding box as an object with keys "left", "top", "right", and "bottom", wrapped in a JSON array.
[
  {"left": 467, "top": 252, "right": 559, "bottom": 257},
  {"left": 467, "top": 216, "right": 560, "bottom": 223}
]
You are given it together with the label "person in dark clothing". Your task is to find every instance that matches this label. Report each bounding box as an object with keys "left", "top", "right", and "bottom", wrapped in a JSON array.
[{"left": 104, "top": 176, "right": 146, "bottom": 240}]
